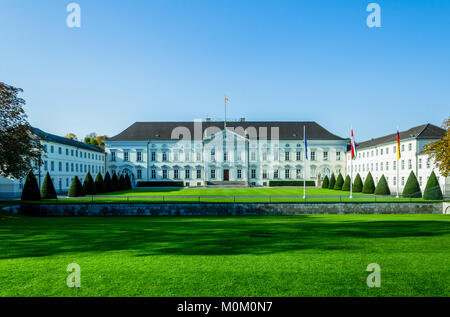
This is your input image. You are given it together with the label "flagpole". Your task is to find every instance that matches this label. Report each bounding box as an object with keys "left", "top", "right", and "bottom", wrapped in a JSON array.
[
  {"left": 350, "top": 126, "right": 353, "bottom": 199},
  {"left": 396, "top": 126, "right": 399, "bottom": 198},
  {"left": 224, "top": 96, "right": 227, "bottom": 129},
  {"left": 303, "top": 125, "right": 306, "bottom": 199}
]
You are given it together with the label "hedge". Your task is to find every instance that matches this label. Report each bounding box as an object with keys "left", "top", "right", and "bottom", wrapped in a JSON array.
[
  {"left": 83, "top": 172, "right": 96, "bottom": 195},
  {"left": 362, "top": 172, "right": 375, "bottom": 194},
  {"left": 125, "top": 174, "right": 132, "bottom": 190},
  {"left": 334, "top": 173, "right": 344, "bottom": 190},
  {"left": 68, "top": 176, "right": 84, "bottom": 197},
  {"left": 136, "top": 181, "right": 184, "bottom": 187},
  {"left": 269, "top": 180, "right": 316, "bottom": 187},
  {"left": 95, "top": 173, "right": 107, "bottom": 194},
  {"left": 402, "top": 171, "right": 422, "bottom": 198},
  {"left": 353, "top": 173, "right": 363, "bottom": 192},
  {"left": 321, "top": 175, "right": 329, "bottom": 189},
  {"left": 21, "top": 170, "right": 41, "bottom": 201},
  {"left": 40, "top": 172, "right": 57, "bottom": 199},
  {"left": 328, "top": 173, "right": 336, "bottom": 190},
  {"left": 104, "top": 172, "right": 113, "bottom": 192},
  {"left": 374, "top": 174, "right": 391, "bottom": 195},
  {"left": 119, "top": 175, "right": 126, "bottom": 190},
  {"left": 111, "top": 173, "right": 119, "bottom": 191},
  {"left": 423, "top": 171, "right": 443, "bottom": 200},
  {"left": 342, "top": 175, "right": 351, "bottom": 191}
]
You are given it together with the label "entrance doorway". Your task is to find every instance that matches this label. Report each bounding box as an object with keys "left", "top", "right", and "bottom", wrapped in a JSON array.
[{"left": 223, "top": 169, "right": 229, "bottom": 181}]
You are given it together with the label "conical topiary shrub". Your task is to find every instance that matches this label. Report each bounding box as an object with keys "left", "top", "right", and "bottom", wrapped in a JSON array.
[
  {"left": 374, "top": 174, "right": 391, "bottom": 195},
  {"left": 321, "top": 175, "right": 329, "bottom": 189},
  {"left": 328, "top": 173, "right": 336, "bottom": 190},
  {"left": 104, "top": 172, "right": 112, "bottom": 192},
  {"left": 125, "top": 174, "right": 132, "bottom": 190},
  {"left": 423, "top": 171, "right": 443, "bottom": 200},
  {"left": 402, "top": 171, "right": 422, "bottom": 198},
  {"left": 40, "top": 172, "right": 57, "bottom": 199},
  {"left": 21, "top": 170, "right": 41, "bottom": 201},
  {"left": 68, "top": 176, "right": 84, "bottom": 197},
  {"left": 95, "top": 173, "right": 106, "bottom": 194},
  {"left": 362, "top": 172, "right": 375, "bottom": 194},
  {"left": 353, "top": 173, "right": 363, "bottom": 192},
  {"left": 334, "top": 173, "right": 344, "bottom": 190},
  {"left": 342, "top": 175, "right": 351, "bottom": 191},
  {"left": 83, "top": 172, "right": 96, "bottom": 195},
  {"left": 111, "top": 172, "right": 119, "bottom": 192},
  {"left": 119, "top": 175, "right": 126, "bottom": 190}
]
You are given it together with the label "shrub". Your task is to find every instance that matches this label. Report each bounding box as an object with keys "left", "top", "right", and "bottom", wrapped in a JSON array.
[
  {"left": 40, "top": 172, "right": 57, "bottom": 199},
  {"left": 268, "top": 180, "right": 315, "bottom": 187},
  {"left": 342, "top": 175, "right": 351, "bottom": 191},
  {"left": 83, "top": 172, "right": 96, "bottom": 195},
  {"left": 21, "top": 170, "right": 41, "bottom": 201},
  {"left": 353, "top": 173, "right": 363, "bottom": 192},
  {"left": 95, "top": 173, "right": 107, "bottom": 194},
  {"left": 328, "top": 173, "right": 336, "bottom": 189},
  {"left": 423, "top": 171, "right": 443, "bottom": 200},
  {"left": 334, "top": 173, "right": 344, "bottom": 190},
  {"left": 68, "top": 176, "right": 84, "bottom": 197},
  {"left": 402, "top": 171, "right": 422, "bottom": 198},
  {"left": 374, "top": 175, "right": 391, "bottom": 195},
  {"left": 111, "top": 172, "right": 119, "bottom": 192},
  {"left": 125, "top": 174, "right": 132, "bottom": 190},
  {"left": 136, "top": 181, "right": 185, "bottom": 187},
  {"left": 104, "top": 172, "right": 112, "bottom": 192},
  {"left": 362, "top": 172, "right": 375, "bottom": 194},
  {"left": 321, "top": 175, "right": 329, "bottom": 189}
]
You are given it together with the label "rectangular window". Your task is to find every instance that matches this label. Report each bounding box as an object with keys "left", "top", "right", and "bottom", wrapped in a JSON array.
[
  {"left": 386, "top": 147, "right": 389, "bottom": 154},
  {"left": 274, "top": 169, "right": 279, "bottom": 179},
  {"left": 419, "top": 176, "right": 422, "bottom": 186},
  {"left": 380, "top": 162, "right": 383, "bottom": 171},
  {"left": 251, "top": 151, "right": 256, "bottom": 161},
  {"left": 393, "top": 177, "right": 396, "bottom": 186},
  {"left": 51, "top": 161, "right": 54, "bottom": 171},
  {"left": 137, "top": 169, "right": 142, "bottom": 179},
  {"left": 336, "top": 152, "right": 341, "bottom": 161},
  {"left": 58, "top": 162, "right": 62, "bottom": 172},
  {"left": 408, "top": 143, "right": 412, "bottom": 151},
  {"left": 237, "top": 169, "right": 242, "bottom": 179},
  {"left": 426, "top": 158, "right": 430, "bottom": 168},
  {"left": 401, "top": 177, "right": 405, "bottom": 185},
  {"left": 251, "top": 169, "right": 256, "bottom": 179},
  {"left": 197, "top": 169, "right": 201, "bottom": 179},
  {"left": 262, "top": 169, "right": 268, "bottom": 179},
  {"left": 174, "top": 151, "right": 179, "bottom": 161},
  {"left": 376, "top": 162, "right": 378, "bottom": 171},
  {"left": 263, "top": 151, "right": 267, "bottom": 161},
  {"left": 50, "top": 145, "right": 54, "bottom": 153},
  {"left": 401, "top": 160, "right": 405, "bottom": 170},
  {"left": 393, "top": 161, "right": 396, "bottom": 170},
  {"left": 111, "top": 152, "right": 116, "bottom": 161},
  {"left": 401, "top": 144, "right": 405, "bottom": 152},
  {"left": 223, "top": 151, "right": 228, "bottom": 162},
  {"left": 296, "top": 151, "right": 301, "bottom": 161},
  {"left": 323, "top": 151, "right": 328, "bottom": 161},
  {"left": 124, "top": 151, "right": 129, "bottom": 161},
  {"left": 58, "top": 147, "right": 62, "bottom": 155},
  {"left": 418, "top": 158, "right": 422, "bottom": 169},
  {"left": 71, "top": 149, "right": 74, "bottom": 156},
  {"left": 296, "top": 169, "right": 301, "bottom": 179},
  {"left": 151, "top": 152, "right": 156, "bottom": 161},
  {"left": 196, "top": 151, "right": 201, "bottom": 161},
  {"left": 66, "top": 148, "right": 69, "bottom": 155},
  {"left": 185, "top": 169, "right": 190, "bottom": 179},
  {"left": 75, "top": 164, "right": 78, "bottom": 173},
  {"left": 237, "top": 152, "right": 242, "bottom": 161},
  {"left": 380, "top": 148, "right": 383, "bottom": 155},
  {"left": 386, "top": 161, "right": 389, "bottom": 171},
  {"left": 311, "top": 152, "right": 316, "bottom": 161},
  {"left": 285, "top": 169, "right": 290, "bottom": 179},
  {"left": 162, "top": 169, "right": 167, "bottom": 179},
  {"left": 137, "top": 151, "right": 142, "bottom": 161},
  {"left": 211, "top": 169, "right": 216, "bottom": 179},
  {"left": 162, "top": 152, "right": 167, "bottom": 161},
  {"left": 285, "top": 151, "right": 290, "bottom": 161},
  {"left": 44, "top": 161, "right": 48, "bottom": 171},
  {"left": 151, "top": 169, "right": 156, "bottom": 179},
  {"left": 274, "top": 151, "right": 279, "bottom": 161},
  {"left": 174, "top": 169, "right": 179, "bottom": 179},
  {"left": 210, "top": 149, "right": 215, "bottom": 162},
  {"left": 185, "top": 151, "right": 190, "bottom": 161},
  {"left": 408, "top": 159, "right": 412, "bottom": 169}
]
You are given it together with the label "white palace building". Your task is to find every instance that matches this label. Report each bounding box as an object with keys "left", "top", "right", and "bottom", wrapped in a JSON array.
[{"left": 0, "top": 120, "right": 448, "bottom": 197}]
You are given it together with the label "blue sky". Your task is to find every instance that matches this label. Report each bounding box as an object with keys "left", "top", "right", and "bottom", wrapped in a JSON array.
[{"left": 1, "top": 0, "right": 449, "bottom": 141}]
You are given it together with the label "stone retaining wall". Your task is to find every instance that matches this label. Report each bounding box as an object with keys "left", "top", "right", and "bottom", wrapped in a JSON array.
[{"left": 2, "top": 202, "right": 444, "bottom": 216}]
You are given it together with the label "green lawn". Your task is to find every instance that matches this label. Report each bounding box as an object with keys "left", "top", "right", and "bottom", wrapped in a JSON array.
[{"left": 0, "top": 213, "right": 448, "bottom": 297}]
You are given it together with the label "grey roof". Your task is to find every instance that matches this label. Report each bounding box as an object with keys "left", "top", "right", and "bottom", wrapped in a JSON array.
[
  {"left": 107, "top": 121, "right": 345, "bottom": 141},
  {"left": 32, "top": 127, "right": 104, "bottom": 153},
  {"left": 357, "top": 123, "right": 445, "bottom": 149}
]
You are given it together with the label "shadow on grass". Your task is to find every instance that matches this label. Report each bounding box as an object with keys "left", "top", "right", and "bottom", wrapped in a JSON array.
[{"left": 0, "top": 215, "right": 448, "bottom": 259}]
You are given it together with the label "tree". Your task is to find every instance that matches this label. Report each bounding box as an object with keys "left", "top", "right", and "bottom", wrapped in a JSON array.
[
  {"left": 321, "top": 175, "right": 329, "bottom": 189},
  {"left": 402, "top": 171, "right": 422, "bottom": 198},
  {"left": 21, "top": 170, "right": 41, "bottom": 201},
  {"left": 95, "top": 173, "right": 106, "bottom": 194},
  {"left": 328, "top": 173, "right": 336, "bottom": 190},
  {"left": 353, "top": 173, "right": 363, "bottom": 192},
  {"left": 342, "top": 175, "right": 351, "bottom": 191},
  {"left": 111, "top": 172, "right": 119, "bottom": 192},
  {"left": 0, "top": 82, "right": 42, "bottom": 179},
  {"left": 65, "top": 133, "right": 78, "bottom": 141},
  {"left": 84, "top": 133, "right": 107, "bottom": 146},
  {"left": 83, "top": 172, "right": 96, "bottom": 195},
  {"left": 125, "top": 174, "right": 132, "bottom": 190},
  {"left": 334, "top": 173, "right": 344, "bottom": 190},
  {"left": 40, "top": 172, "right": 57, "bottom": 199},
  {"left": 362, "top": 172, "right": 375, "bottom": 194},
  {"left": 374, "top": 175, "right": 391, "bottom": 195},
  {"left": 424, "top": 117, "right": 450, "bottom": 177},
  {"left": 104, "top": 172, "right": 113, "bottom": 192},
  {"left": 68, "top": 176, "right": 84, "bottom": 197},
  {"left": 119, "top": 175, "right": 126, "bottom": 190},
  {"left": 423, "top": 171, "right": 443, "bottom": 200}
]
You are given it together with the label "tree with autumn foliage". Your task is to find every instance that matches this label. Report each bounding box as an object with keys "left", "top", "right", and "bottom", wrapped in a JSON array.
[
  {"left": 65, "top": 133, "right": 78, "bottom": 141},
  {"left": 84, "top": 132, "right": 107, "bottom": 146},
  {"left": 424, "top": 117, "right": 450, "bottom": 177},
  {"left": 0, "top": 82, "right": 42, "bottom": 179}
]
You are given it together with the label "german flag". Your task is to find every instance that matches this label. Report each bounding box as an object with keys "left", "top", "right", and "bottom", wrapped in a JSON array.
[{"left": 396, "top": 128, "right": 401, "bottom": 159}]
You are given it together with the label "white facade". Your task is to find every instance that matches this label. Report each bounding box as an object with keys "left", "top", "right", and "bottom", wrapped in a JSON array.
[
  {"left": 105, "top": 128, "right": 347, "bottom": 186},
  {"left": 0, "top": 134, "right": 106, "bottom": 198},
  {"left": 347, "top": 137, "right": 449, "bottom": 196}
]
